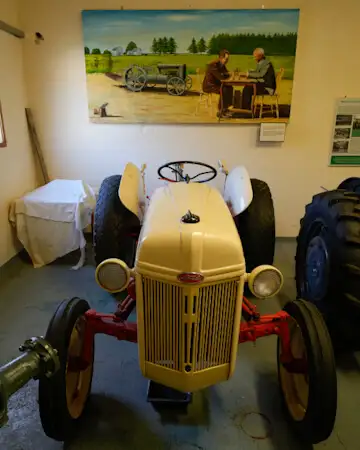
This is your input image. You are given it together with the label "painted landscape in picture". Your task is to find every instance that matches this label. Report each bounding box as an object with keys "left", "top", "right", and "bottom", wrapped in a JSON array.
[{"left": 82, "top": 9, "right": 300, "bottom": 124}]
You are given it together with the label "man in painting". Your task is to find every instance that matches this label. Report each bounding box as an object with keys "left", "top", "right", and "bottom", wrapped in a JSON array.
[
  {"left": 202, "top": 49, "right": 233, "bottom": 118},
  {"left": 241, "top": 48, "right": 276, "bottom": 110}
]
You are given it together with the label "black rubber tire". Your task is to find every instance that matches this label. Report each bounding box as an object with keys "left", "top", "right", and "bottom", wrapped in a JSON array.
[
  {"left": 337, "top": 177, "right": 360, "bottom": 193},
  {"left": 38, "top": 298, "right": 94, "bottom": 441},
  {"left": 295, "top": 190, "right": 360, "bottom": 343},
  {"left": 234, "top": 179, "right": 275, "bottom": 272},
  {"left": 277, "top": 299, "right": 337, "bottom": 444},
  {"left": 94, "top": 175, "right": 140, "bottom": 267}
]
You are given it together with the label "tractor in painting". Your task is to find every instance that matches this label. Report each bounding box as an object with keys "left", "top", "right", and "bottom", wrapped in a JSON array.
[
  {"left": 0, "top": 161, "right": 337, "bottom": 445},
  {"left": 124, "top": 63, "right": 192, "bottom": 95}
]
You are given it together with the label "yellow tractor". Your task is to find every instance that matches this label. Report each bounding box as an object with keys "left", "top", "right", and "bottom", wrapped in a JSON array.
[{"left": 0, "top": 161, "right": 337, "bottom": 445}]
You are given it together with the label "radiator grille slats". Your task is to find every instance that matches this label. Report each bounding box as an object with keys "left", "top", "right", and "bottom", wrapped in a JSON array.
[{"left": 142, "top": 277, "right": 238, "bottom": 373}]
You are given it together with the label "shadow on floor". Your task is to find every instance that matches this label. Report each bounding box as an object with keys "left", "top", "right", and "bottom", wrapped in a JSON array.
[
  {"left": 64, "top": 393, "right": 168, "bottom": 450},
  {"left": 152, "top": 390, "right": 210, "bottom": 427},
  {"left": 255, "top": 369, "right": 313, "bottom": 450},
  {"left": 335, "top": 351, "right": 360, "bottom": 373},
  {"left": 111, "top": 83, "right": 200, "bottom": 97}
]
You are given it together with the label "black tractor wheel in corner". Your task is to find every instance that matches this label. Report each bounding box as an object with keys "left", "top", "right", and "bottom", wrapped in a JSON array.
[
  {"left": 277, "top": 299, "right": 337, "bottom": 444},
  {"left": 94, "top": 175, "right": 140, "bottom": 267},
  {"left": 295, "top": 190, "right": 360, "bottom": 343},
  {"left": 337, "top": 177, "right": 360, "bottom": 193},
  {"left": 39, "top": 298, "right": 94, "bottom": 441},
  {"left": 234, "top": 178, "right": 275, "bottom": 272}
]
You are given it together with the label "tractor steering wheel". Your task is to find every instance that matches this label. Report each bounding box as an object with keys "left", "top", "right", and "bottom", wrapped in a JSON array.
[{"left": 158, "top": 161, "right": 217, "bottom": 183}]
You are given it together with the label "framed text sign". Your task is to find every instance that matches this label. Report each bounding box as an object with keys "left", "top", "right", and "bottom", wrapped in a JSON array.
[{"left": 330, "top": 98, "right": 360, "bottom": 166}]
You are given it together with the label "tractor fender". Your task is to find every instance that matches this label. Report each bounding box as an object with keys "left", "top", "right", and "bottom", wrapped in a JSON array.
[
  {"left": 119, "top": 162, "right": 145, "bottom": 221},
  {"left": 223, "top": 166, "right": 253, "bottom": 216}
]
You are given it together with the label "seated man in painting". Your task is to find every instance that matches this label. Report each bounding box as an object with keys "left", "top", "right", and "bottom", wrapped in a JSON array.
[
  {"left": 202, "top": 49, "right": 233, "bottom": 118},
  {"left": 241, "top": 48, "right": 276, "bottom": 110}
]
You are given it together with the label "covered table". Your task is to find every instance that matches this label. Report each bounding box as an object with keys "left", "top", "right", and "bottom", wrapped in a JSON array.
[{"left": 9, "top": 180, "right": 96, "bottom": 268}]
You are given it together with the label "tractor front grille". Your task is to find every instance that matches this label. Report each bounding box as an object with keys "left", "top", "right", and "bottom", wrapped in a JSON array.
[{"left": 142, "top": 277, "right": 238, "bottom": 373}]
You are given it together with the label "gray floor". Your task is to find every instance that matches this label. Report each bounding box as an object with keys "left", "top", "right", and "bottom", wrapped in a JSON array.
[{"left": 0, "top": 240, "right": 358, "bottom": 450}]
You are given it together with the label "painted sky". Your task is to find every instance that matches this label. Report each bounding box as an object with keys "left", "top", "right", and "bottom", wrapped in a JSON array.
[{"left": 82, "top": 9, "right": 299, "bottom": 53}]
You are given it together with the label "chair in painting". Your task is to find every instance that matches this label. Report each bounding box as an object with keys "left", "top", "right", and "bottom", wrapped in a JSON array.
[{"left": 254, "top": 68, "right": 285, "bottom": 119}]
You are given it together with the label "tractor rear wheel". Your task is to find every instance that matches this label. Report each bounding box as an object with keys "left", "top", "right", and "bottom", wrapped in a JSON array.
[
  {"left": 234, "top": 179, "right": 275, "bottom": 272},
  {"left": 295, "top": 190, "right": 360, "bottom": 345},
  {"left": 337, "top": 177, "right": 360, "bottom": 193},
  {"left": 277, "top": 299, "right": 337, "bottom": 444},
  {"left": 39, "top": 298, "right": 94, "bottom": 441},
  {"left": 93, "top": 175, "right": 139, "bottom": 267}
]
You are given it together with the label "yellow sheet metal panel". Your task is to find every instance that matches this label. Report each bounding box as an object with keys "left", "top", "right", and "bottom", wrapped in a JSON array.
[
  {"left": 144, "top": 361, "right": 231, "bottom": 393},
  {"left": 118, "top": 162, "right": 144, "bottom": 219},
  {"left": 136, "top": 183, "right": 245, "bottom": 279},
  {"left": 135, "top": 181, "right": 245, "bottom": 392}
]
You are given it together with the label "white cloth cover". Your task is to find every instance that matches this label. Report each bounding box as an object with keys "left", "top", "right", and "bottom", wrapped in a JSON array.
[{"left": 9, "top": 180, "right": 96, "bottom": 268}]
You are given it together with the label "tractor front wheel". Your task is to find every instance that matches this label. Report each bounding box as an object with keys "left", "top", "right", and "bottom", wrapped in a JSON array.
[
  {"left": 38, "top": 298, "right": 94, "bottom": 441},
  {"left": 167, "top": 77, "right": 186, "bottom": 96},
  {"left": 185, "top": 75, "right": 192, "bottom": 91},
  {"left": 277, "top": 299, "right": 337, "bottom": 444}
]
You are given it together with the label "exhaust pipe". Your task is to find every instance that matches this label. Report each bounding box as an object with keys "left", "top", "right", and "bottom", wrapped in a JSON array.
[{"left": 0, "top": 337, "right": 59, "bottom": 427}]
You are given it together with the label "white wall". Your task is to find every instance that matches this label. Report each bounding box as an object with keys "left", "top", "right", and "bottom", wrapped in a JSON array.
[
  {"left": 0, "top": 0, "right": 39, "bottom": 266},
  {"left": 19, "top": 0, "right": 360, "bottom": 236}
]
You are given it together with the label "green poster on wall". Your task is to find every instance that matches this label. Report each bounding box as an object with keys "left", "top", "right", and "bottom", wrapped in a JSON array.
[{"left": 330, "top": 98, "right": 360, "bottom": 166}]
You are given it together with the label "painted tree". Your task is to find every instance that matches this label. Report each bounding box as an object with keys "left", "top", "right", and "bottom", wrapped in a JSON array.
[
  {"left": 168, "top": 37, "right": 177, "bottom": 54},
  {"left": 84, "top": 46, "right": 90, "bottom": 55},
  {"left": 91, "top": 48, "right": 101, "bottom": 54},
  {"left": 197, "top": 37, "right": 207, "bottom": 53},
  {"left": 158, "top": 37, "right": 164, "bottom": 54},
  {"left": 103, "top": 49, "right": 112, "bottom": 55},
  {"left": 126, "top": 41, "right": 137, "bottom": 52},
  {"left": 151, "top": 38, "right": 159, "bottom": 54},
  {"left": 187, "top": 37, "right": 198, "bottom": 54},
  {"left": 206, "top": 32, "right": 298, "bottom": 56},
  {"left": 162, "top": 37, "right": 169, "bottom": 53},
  {"left": 207, "top": 35, "right": 215, "bottom": 54}
]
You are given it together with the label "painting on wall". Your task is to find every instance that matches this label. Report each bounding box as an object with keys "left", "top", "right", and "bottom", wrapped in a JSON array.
[{"left": 82, "top": 9, "right": 300, "bottom": 124}]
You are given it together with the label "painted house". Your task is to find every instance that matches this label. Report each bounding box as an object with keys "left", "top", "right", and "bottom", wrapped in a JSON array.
[
  {"left": 111, "top": 46, "right": 125, "bottom": 56},
  {"left": 127, "top": 48, "right": 143, "bottom": 56}
]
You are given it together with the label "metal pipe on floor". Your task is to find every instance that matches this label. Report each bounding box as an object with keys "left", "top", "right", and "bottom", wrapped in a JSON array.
[
  {"left": 0, "top": 337, "right": 59, "bottom": 427},
  {"left": 0, "top": 20, "right": 25, "bottom": 39}
]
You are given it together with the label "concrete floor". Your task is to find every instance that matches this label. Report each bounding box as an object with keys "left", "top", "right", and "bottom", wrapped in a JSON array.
[{"left": 0, "top": 239, "right": 358, "bottom": 450}]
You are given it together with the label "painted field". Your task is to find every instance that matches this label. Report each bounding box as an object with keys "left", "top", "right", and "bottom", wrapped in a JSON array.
[{"left": 85, "top": 54, "right": 295, "bottom": 80}]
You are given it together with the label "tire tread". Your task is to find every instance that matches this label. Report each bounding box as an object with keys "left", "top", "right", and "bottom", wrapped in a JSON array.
[
  {"left": 234, "top": 178, "right": 275, "bottom": 271},
  {"left": 94, "top": 175, "right": 139, "bottom": 267},
  {"left": 38, "top": 298, "right": 93, "bottom": 441},
  {"left": 278, "top": 299, "right": 337, "bottom": 444}
]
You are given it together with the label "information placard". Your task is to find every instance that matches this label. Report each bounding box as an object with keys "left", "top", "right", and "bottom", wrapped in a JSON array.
[
  {"left": 330, "top": 98, "right": 360, "bottom": 166},
  {"left": 259, "top": 123, "right": 286, "bottom": 142}
]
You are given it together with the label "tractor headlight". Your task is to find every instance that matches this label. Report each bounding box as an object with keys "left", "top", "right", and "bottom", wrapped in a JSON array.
[
  {"left": 95, "top": 258, "right": 131, "bottom": 293},
  {"left": 247, "top": 265, "right": 283, "bottom": 299}
]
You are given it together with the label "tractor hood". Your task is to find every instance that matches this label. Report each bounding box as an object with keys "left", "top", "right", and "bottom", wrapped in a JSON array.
[{"left": 135, "top": 183, "right": 245, "bottom": 282}]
